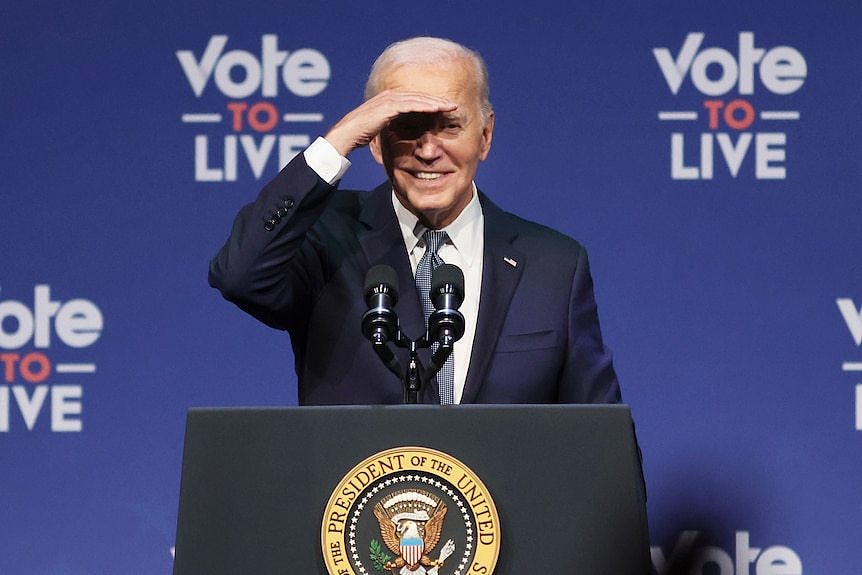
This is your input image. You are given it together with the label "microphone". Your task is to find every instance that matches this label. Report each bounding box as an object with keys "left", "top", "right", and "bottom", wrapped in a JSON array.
[
  {"left": 361, "top": 265, "right": 403, "bottom": 381},
  {"left": 428, "top": 263, "right": 465, "bottom": 346},
  {"left": 361, "top": 265, "right": 400, "bottom": 344}
]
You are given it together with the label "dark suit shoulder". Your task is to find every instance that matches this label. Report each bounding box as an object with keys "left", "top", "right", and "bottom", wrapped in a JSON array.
[
  {"left": 313, "top": 183, "right": 389, "bottom": 229},
  {"left": 303, "top": 185, "right": 395, "bottom": 275},
  {"left": 480, "top": 193, "right": 586, "bottom": 258},
  {"left": 317, "top": 188, "right": 361, "bottom": 215}
]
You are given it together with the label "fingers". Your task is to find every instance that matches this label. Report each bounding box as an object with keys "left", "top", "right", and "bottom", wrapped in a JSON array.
[
  {"left": 324, "top": 90, "right": 458, "bottom": 157},
  {"left": 371, "top": 90, "right": 458, "bottom": 116}
]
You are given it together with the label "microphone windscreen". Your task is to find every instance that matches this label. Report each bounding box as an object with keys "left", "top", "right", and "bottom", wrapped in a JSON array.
[
  {"left": 431, "top": 263, "right": 464, "bottom": 304},
  {"left": 364, "top": 264, "right": 399, "bottom": 298}
]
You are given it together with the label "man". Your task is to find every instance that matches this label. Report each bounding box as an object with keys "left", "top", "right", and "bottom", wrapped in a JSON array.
[{"left": 210, "top": 36, "right": 620, "bottom": 406}]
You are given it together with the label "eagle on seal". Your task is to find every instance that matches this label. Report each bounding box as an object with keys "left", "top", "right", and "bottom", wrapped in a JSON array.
[{"left": 373, "top": 499, "right": 448, "bottom": 571}]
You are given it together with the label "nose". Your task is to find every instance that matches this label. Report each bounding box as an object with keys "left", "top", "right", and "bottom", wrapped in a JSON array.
[{"left": 414, "top": 131, "right": 442, "bottom": 163}]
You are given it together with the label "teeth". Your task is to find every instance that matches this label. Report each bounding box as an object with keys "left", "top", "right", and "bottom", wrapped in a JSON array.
[{"left": 415, "top": 172, "right": 442, "bottom": 180}]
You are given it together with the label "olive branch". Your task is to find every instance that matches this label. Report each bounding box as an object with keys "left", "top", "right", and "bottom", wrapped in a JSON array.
[{"left": 369, "top": 539, "right": 393, "bottom": 572}]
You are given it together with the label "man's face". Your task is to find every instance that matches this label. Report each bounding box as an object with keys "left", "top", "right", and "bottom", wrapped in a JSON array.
[{"left": 370, "top": 59, "right": 494, "bottom": 229}]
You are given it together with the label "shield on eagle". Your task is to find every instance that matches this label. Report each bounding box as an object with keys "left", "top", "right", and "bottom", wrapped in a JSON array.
[{"left": 400, "top": 535, "right": 424, "bottom": 567}]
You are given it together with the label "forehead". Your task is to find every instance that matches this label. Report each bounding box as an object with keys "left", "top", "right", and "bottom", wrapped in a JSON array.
[{"left": 379, "top": 59, "right": 480, "bottom": 104}]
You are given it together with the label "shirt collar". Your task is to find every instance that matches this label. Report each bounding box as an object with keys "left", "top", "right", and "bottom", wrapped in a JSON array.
[{"left": 391, "top": 183, "right": 483, "bottom": 268}]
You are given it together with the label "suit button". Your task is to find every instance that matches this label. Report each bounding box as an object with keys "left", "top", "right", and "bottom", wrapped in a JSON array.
[
  {"left": 263, "top": 218, "right": 276, "bottom": 231},
  {"left": 283, "top": 198, "right": 295, "bottom": 208}
]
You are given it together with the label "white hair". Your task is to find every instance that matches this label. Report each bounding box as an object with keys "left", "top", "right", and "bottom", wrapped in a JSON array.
[{"left": 364, "top": 36, "right": 493, "bottom": 123}]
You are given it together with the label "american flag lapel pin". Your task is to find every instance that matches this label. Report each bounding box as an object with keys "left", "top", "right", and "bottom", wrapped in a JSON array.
[{"left": 503, "top": 256, "right": 518, "bottom": 268}]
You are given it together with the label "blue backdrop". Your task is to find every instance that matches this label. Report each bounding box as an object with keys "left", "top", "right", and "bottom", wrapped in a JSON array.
[{"left": 3, "top": 1, "right": 860, "bottom": 573}]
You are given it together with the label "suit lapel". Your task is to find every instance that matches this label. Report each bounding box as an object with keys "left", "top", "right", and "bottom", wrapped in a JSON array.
[
  {"left": 357, "top": 184, "right": 436, "bottom": 402},
  {"left": 357, "top": 183, "right": 427, "bottom": 341},
  {"left": 461, "top": 193, "right": 524, "bottom": 404}
]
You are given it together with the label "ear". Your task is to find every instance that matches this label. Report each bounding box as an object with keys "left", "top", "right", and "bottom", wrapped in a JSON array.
[
  {"left": 478, "top": 112, "right": 495, "bottom": 161},
  {"left": 369, "top": 134, "right": 385, "bottom": 165}
]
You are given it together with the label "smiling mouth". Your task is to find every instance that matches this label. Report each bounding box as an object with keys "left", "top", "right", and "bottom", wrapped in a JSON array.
[{"left": 413, "top": 171, "right": 444, "bottom": 180}]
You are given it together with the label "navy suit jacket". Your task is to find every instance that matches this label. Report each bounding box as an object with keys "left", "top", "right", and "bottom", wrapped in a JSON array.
[{"left": 209, "top": 153, "right": 620, "bottom": 406}]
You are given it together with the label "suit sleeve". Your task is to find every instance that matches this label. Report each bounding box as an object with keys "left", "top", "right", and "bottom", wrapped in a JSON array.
[
  {"left": 208, "top": 152, "right": 338, "bottom": 331},
  {"left": 557, "top": 245, "right": 622, "bottom": 404}
]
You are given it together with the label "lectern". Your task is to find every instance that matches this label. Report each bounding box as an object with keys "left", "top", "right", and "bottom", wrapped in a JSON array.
[{"left": 173, "top": 404, "right": 650, "bottom": 574}]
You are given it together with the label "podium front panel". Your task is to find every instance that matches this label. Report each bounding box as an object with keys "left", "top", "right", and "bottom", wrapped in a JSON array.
[{"left": 173, "top": 404, "right": 650, "bottom": 574}]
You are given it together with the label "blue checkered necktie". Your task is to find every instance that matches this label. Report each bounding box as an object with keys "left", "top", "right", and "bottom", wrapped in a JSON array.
[{"left": 416, "top": 230, "right": 455, "bottom": 404}]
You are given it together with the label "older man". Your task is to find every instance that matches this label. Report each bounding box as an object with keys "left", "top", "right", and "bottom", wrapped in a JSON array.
[{"left": 210, "top": 36, "right": 620, "bottom": 406}]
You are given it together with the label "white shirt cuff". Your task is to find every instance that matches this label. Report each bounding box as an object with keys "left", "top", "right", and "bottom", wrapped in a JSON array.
[{"left": 303, "top": 136, "right": 351, "bottom": 184}]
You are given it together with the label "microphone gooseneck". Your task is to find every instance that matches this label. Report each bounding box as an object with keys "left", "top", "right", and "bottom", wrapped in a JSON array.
[{"left": 359, "top": 262, "right": 466, "bottom": 404}]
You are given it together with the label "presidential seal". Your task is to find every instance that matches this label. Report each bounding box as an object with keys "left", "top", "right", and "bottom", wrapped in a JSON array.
[{"left": 322, "top": 446, "right": 500, "bottom": 575}]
